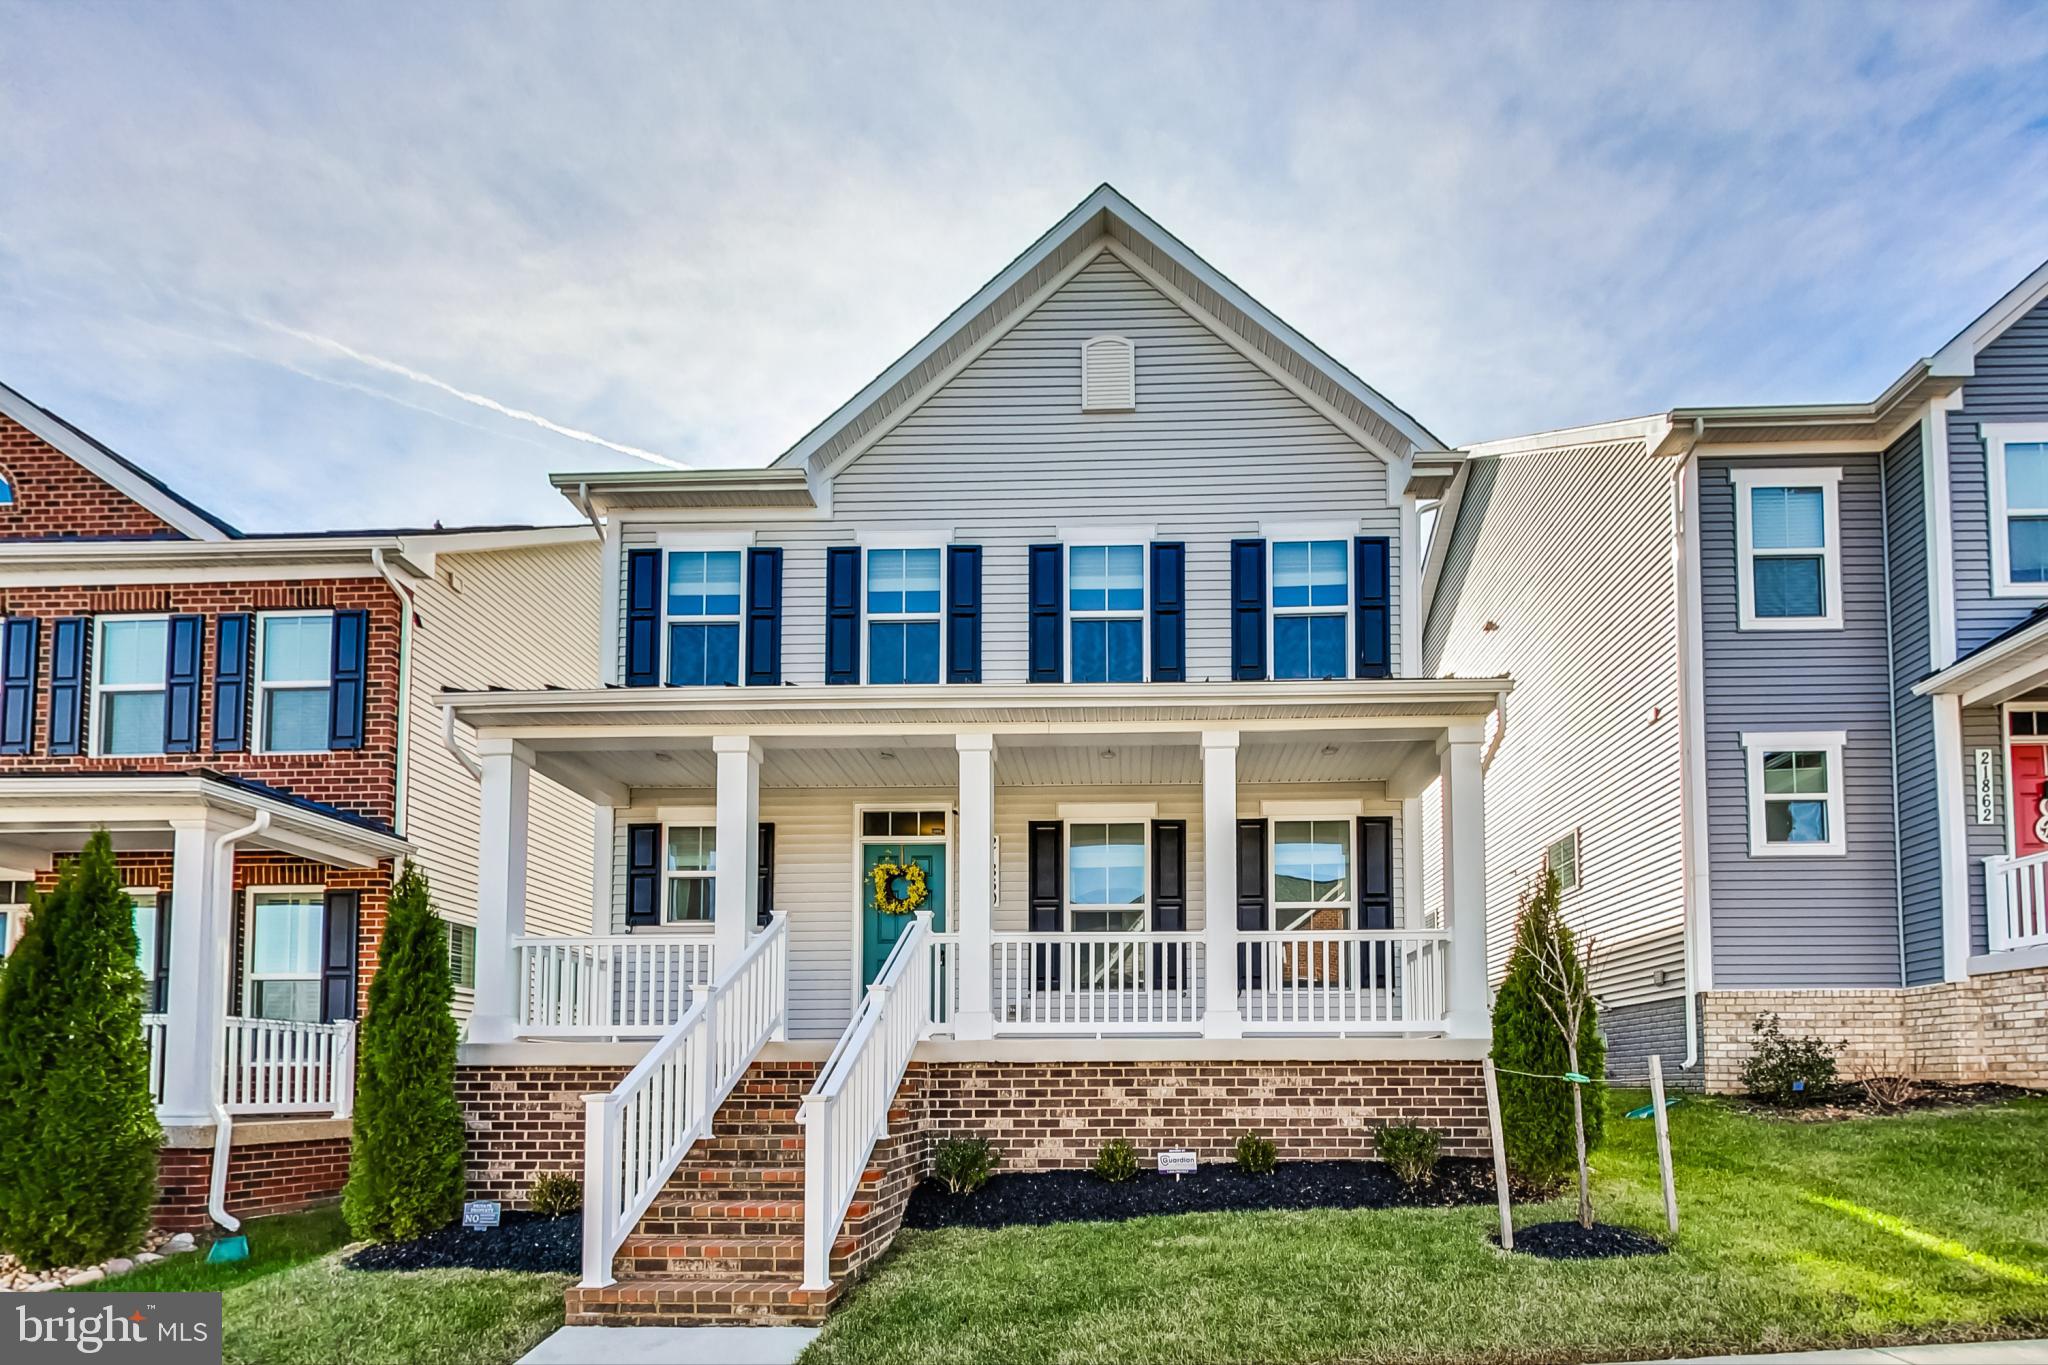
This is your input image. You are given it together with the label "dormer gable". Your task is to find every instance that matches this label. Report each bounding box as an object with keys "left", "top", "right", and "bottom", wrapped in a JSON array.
[{"left": 0, "top": 382, "right": 236, "bottom": 542}]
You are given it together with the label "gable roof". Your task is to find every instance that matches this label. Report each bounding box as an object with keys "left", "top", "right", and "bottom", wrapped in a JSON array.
[{"left": 0, "top": 379, "right": 240, "bottom": 539}]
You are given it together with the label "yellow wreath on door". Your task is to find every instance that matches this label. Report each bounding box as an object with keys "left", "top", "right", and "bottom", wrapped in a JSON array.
[{"left": 870, "top": 860, "right": 930, "bottom": 916}]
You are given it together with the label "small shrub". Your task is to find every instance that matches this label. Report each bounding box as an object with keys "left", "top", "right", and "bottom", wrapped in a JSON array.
[
  {"left": 1740, "top": 1013, "right": 1843, "bottom": 1107},
  {"left": 528, "top": 1173, "right": 582, "bottom": 1218},
  {"left": 932, "top": 1137, "right": 997, "bottom": 1195},
  {"left": 1234, "top": 1132, "right": 1278, "bottom": 1176},
  {"left": 1375, "top": 1125, "right": 1441, "bottom": 1187},
  {"left": 1092, "top": 1138, "right": 1140, "bottom": 1183},
  {"left": 1849, "top": 1061, "right": 1916, "bottom": 1113}
]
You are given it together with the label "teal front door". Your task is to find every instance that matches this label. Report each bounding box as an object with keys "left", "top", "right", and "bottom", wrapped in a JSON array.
[{"left": 863, "top": 842, "right": 946, "bottom": 985}]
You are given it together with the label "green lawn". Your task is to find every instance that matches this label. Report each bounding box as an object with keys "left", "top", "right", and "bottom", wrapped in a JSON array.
[
  {"left": 68, "top": 1207, "right": 352, "bottom": 1295},
  {"left": 804, "top": 1092, "right": 2048, "bottom": 1365}
]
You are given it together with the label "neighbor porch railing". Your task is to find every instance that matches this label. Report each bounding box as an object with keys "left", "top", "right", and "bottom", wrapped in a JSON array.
[
  {"left": 988, "top": 930, "right": 1206, "bottom": 1033},
  {"left": 1239, "top": 929, "right": 1449, "bottom": 1031},
  {"left": 580, "top": 915, "right": 786, "bottom": 1289},
  {"left": 142, "top": 1013, "right": 169, "bottom": 1106},
  {"left": 141, "top": 1014, "right": 355, "bottom": 1116},
  {"left": 1984, "top": 851, "right": 2048, "bottom": 954},
  {"left": 513, "top": 934, "right": 716, "bottom": 1036},
  {"left": 926, "top": 931, "right": 961, "bottom": 1029}
]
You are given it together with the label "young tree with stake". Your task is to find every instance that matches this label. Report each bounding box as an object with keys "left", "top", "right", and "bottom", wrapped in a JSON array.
[{"left": 1525, "top": 884, "right": 1601, "bottom": 1229}]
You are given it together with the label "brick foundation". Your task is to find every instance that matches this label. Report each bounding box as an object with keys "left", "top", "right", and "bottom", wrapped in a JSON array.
[
  {"left": 1702, "top": 962, "right": 2048, "bottom": 1092},
  {"left": 153, "top": 1135, "right": 352, "bottom": 1231},
  {"left": 457, "top": 1064, "right": 629, "bottom": 1202}
]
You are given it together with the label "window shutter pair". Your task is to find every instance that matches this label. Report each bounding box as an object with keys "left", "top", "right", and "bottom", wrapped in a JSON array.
[
  {"left": 625, "top": 820, "right": 776, "bottom": 928},
  {"left": 320, "top": 889, "right": 359, "bottom": 1023},
  {"left": 1026, "top": 543, "right": 1186, "bottom": 683},
  {"left": 823, "top": 544, "right": 983, "bottom": 685},
  {"left": 625, "top": 544, "right": 790, "bottom": 687},
  {"left": 1229, "top": 537, "right": 1392, "bottom": 680}
]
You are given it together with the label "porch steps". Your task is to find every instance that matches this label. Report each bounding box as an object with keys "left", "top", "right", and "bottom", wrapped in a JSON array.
[{"left": 565, "top": 1063, "right": 916, "bottom": 1327}]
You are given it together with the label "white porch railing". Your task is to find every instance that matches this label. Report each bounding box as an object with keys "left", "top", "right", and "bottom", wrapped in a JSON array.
[
  {"left": 580, "top": 915, "right": 786, "bottom": 1289},
  {"left": 1985, "top": 852, "right": 2048, "bottom": 953},
  {"left": 989, "top": 930, "right": 1206, "bottom": 1034},
  {"left": 513, "top": 934, "right": 715, "bottom": 1037},
  {"left": 1239, "top": 929, "right": 1449, "bottom": 1032},
  {"left": 798, "top": 911, "right": 934, "bottom": 1292},
  {"left": 221, "top": 1017, "right": 357, "bottom": 1116},
  {"left": 142, "top": 1013, "right": 168, "bottom": 1106},
  {"left": 926, "top": 932, "right": 960, "bottom": 1028}
]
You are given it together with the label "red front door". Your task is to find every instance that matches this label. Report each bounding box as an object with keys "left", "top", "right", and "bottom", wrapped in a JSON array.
[{"left": 2012, "top": 742, "right": 2048, "bottom": 857}]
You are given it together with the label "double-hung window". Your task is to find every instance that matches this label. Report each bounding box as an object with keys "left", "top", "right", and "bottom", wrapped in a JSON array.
[
  {"left": 94, "top": 616, "right": 169, "bottom": 755},
  {"left": 257, "top": 612, "right": 333, "bottom": 752},
  {"left": 866, "top": 548, "right": 941, "bottom": 685},
  {"left": 1733, "top": 468, "right": 1841, "bottom": 628},
  {"left": 665, "top": 826, "right": 716, "bottom": 924},
  {"left": 1271, "top": 541, "right": 1348, "bottom": 679},
  {"left": 1741, "top": 730, "right": 1846, "bottom": 856},
  {"left": 1272, "top": 819, "right": 1352, "bottom": 929},
  {"left": 246, "top": 888, "right": 325, "bottom": 1022},
  {"left": 1069, "top": 545, "right": 1144, "bottom": 683},
  {"left": 1543, "top": 830, "right": 1580, "bottom": 893},
  {"left": 1984, "top": 424, "right": 2048, "bottom": 594},
  {"left": 666, "top": 550, "right": 743, "bottom": 686},
  {"left": 447, "top": 922, "right": 477, "bottom": 989},
  {"left": 1067, "top": 822, "right": 1147, "bottom": 932}
]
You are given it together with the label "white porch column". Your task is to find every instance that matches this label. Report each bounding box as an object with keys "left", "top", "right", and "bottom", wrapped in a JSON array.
[
  {"left": 469, "top": 738, "right": 533, "bottom": 1044},
  {"left": 1931, "top": 693, "right": 1973, "bottom": 982},
  {"left": 158, "top": 815, "right": 238, "bottom": 1127},
  {"left": 953, "top": 733, "right": 996, "bottom": 1039},
  {"left": 1440, "top": 727, "right": 1490, "bottom": 1040},
  {"left": 1201, "top": 730, "right": 1242, "bottom": 1039},
  {"left": 713, "top": 735, "right": 762, "bottom": 969}
]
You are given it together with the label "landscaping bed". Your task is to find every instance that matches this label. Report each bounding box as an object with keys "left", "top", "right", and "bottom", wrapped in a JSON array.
[
  {"left": 344, "top": 1212, "right": 577, "bottom": 1274},
  {"left": 904, "top": 1157, "right": 1494, "bottom": 1231},
  {"left": 1736, "top": 1081, "right": 2038, "bottom": 1122},
  {"left": 1496, "top": 1220, "right": 1668, "bottom": 1260}
]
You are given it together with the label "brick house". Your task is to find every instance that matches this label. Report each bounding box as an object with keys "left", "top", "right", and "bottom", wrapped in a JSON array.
[{"left": 0, "top": 380, "right": 596, "bottom": 1230}]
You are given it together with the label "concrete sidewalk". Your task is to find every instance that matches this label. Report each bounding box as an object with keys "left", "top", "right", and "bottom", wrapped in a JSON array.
[
  {"left": 518, "top": 1324, "right": 820, "bottom": 1364},
  {"left": 1625, "top": 1342, "right": 2048, "bottom": 1364}
]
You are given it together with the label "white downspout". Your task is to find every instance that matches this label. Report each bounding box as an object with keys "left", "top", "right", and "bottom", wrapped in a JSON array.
[
  {"left": 441, "top": 703, "right": 484, "bottom": 780},
  {"left": 206, "top": 809, "right": 271, "bottom": 1234},
  {"left": 1669, "top": 419, "right": 1709, "bottom": 1073}
]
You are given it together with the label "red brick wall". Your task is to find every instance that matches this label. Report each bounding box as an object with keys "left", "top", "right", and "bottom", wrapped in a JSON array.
[
  {"left": 0, "top": 413, "right": 181, "bottom": 540},
  {"left": 0, "top": 579, "right": 402, "bottom": 826},
  {"left": 458, "top": 1065, "right": 630, "bottom": 1202},
  {"left": 154, "top": 1136, "right": 351, "bottom": 1231}
]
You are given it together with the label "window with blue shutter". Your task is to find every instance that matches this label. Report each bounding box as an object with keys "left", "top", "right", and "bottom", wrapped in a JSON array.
[
  {"left": 326, "top": 609, "right": 367, "bottom": 751},
  {"left": 212, "top": 612, "right": 251, "bottom": 752},
  {"left": 624, "top": 547, "right": 661, "bottom": 687},
  {"left": 1027, "top": 544, "right": 1063, "bottom": 682},
  {"left": 825, "top": 546, "right": 861, "bottom": 685},
  {"left": 625, "top": 822, "right": 662, "bottom": 926},
  {"left": 1230, "top": 539, "right": 1267, "bottom": 680},
  {"left": 95, "top": 618, "right": 170, "bottom": 755},
  {"left": 48, "top": 616, "right": 85, "bottom": 757},
  {"left": 1272, "top": 540, "right": 1347, "bottom": 679},
  {"left": 945, "top": 545, "right": 982, "bottom": 684},
  {"left": 866, "top": 549, "right": 942, "bottom": 684},
  {"left": 320, "top": 890, "right": 359, "bottom": 1023},
  {"left": 1149, "top": 543, "right": 1184, "bottom": 682},
  {"left": 743, "top": 547, "right": 783, "bottom": 686},
  {"left": 1068, "top": 545, "right": 1144, "bottom": 682},
  {"left": 1027, "top": 819, "right": 1062, "bottom": 988},
  {"left": 162, "top": 614, "right": 203, "bottom": 755},
  {"left": 0, "top": 618, "right": 37, "bottom": 755},
  {"left": 1236, "top": 817, "right": 1268, "bottom": 989},
  {"left": 666, "top": 550, "right": 743, "bottom": 686},
  {"left": 1354, "top": 537, "right": 1390, "bottom": 679}
]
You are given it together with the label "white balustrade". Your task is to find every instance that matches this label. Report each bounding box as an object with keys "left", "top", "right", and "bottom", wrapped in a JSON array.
[
  {"left": 581, "top": 915, "right": 786, "bottom": 1289},
  {"left": 220, "top": 1017, "right": 356, "bottom": 1116},
  {"left": 799, "top": 912, "right": 934, "bottom": 1291},
  {"left": 514, "top": 935, "right": 715, "bottom": 1036},
  {"left": 988, "top": 931, "right": 1205, "bottom": 1034},
  {"left": 926, "top": 932, "right": 960, "bottom": 1030},
  {"left": 142, "top": 1013, "right": 168, "bottom": 1106},
  {"left": 1238, "top": 930, "right": 1449, "bottom": 1032},
  {"left": 1985, "top": 852, "right": 2048, "bottom": 953}
]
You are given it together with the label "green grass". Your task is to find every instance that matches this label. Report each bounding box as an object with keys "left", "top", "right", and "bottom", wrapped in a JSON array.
[
  {"left": 805, "top": 1092, "right": 2048, "bottom": 1365},
  {"left": 68, "top": 1207, "right": 352, "bottom": 1294}
]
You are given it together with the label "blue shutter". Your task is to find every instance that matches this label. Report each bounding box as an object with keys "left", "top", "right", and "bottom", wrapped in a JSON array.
[
  {"left": 946, "top": 545, "right": 982, "bottom": 683},
  {"left": 326, "top": 608, "right": 367, "bottom": 751},
  {"left": 825, "top": 545, "right": 861, "bottom": 685},
  {"left": 744, "top": 547, "right": 783, "bottom": 686},
  {"left": 625, "top": 548, "right": 661, "bottom": 687},
  {"left": 1027, "top": 544, "right": 1063, "bottom": 682},
  {"left": 625, "top": 823, "right": 661, "bottom": 926},
  {"left": 1230, "top": 539, "right": 1267, "bottom": 680},
  {"left": 1354, "top": 536, "right": 1390, "bottom": 679},
  {"left": 320, "top": 890, "right": 359, "bottom": 1023},
  {"left": 0, "top": 618, "right": 37, "bottom": 755},
  {"left": 48, "top": 616, "right": 85, "bottom": 757},
  {"left": 163, "top": 614, "right": 203, "bottom": 754},
  {"left": 1149, "top": 542, "right": 1185, "bottom": 682},
  {"left": 213, "top": 612, "right": 252, "bottom": 752}
]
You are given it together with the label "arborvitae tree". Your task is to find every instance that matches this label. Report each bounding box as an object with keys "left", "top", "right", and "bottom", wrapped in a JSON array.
[
  {"left": 1491, "top": 869, "right": 1606, "bottom": 1195},
  {"left": 343, "top": 862, "right": 464, "bottom": 1241},
  {"left": 0, "top": 830, "right": 161, "bottom": 1268}
]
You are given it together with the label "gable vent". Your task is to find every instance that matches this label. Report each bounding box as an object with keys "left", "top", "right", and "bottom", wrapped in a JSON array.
[{"left": 1081, "top": 335, "right": 1136, "bottom": 412}]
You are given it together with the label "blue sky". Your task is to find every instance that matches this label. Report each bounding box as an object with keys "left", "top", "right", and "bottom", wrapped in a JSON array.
[{"left": 3, "top": 1, "right": 2046, "bottom": 531}]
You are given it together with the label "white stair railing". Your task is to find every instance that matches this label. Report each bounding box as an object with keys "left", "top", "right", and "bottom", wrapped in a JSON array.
[
  {"left": 580, "top": 914, "right": 787, "bottom": 1289},
  {"left": 798, "top": 911, "right": 933, "bottom": 1292}
]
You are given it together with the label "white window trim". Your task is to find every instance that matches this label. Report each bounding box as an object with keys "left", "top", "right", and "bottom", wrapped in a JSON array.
[
  {"left": 89, "top": 613, "right": 170, "bottom": 758},
  {"left": 1267, "top": 538, "right": 1351, "bottom": 680},
  {"left": 662, "top": 545, "right": 747, "bottom": 687},
  {"left": 1543, "top": 829, "right": 1582, "bottom": 893},
  {"left": 862, "top": 546, "right": 944, "bottom": 685},
  {"left": 1982, "top": 422, "right": 2048, "bottom": 598},
  {"left": 1740, "top": 729, "right": 1848, "bottom": 857},
  {"left": 1062, "top": 817, "right": 1150, "bottom": 933},
  {"left": 661, "top": 824, "right": 718, "bottom": 929},
  {"left": 447, "top": 920, "right": 478, "bottom": 991},
  {"left": 241, "top": 885, "right": 327, "bottom": 1020},
  {"left": 254, "top": 610, "right": 335, "bottom": 755},
  {"left": 1732, "top": 466, "right": 1844, "bottom": 631},
  {"left": 1269, "top": 817, "right": 1356, "bottom": 930},
  {"left": 1065, "top": 541, "right": 1148, "bottom": 684}
]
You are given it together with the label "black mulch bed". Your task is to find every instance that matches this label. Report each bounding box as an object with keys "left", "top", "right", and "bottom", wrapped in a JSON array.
[
  {"left": 903, "top": 1158, "right": 1495, "bottom": 1231},
  {"left": 345, "top": 1211, "right": 579, "bottom": 1274},
  {"left": 1494, "top": 1220, "right": 1668, "bottom": 1260},
  {"left": 1737, "top": 1081, "right": 2039, "bottom": 1122}
]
